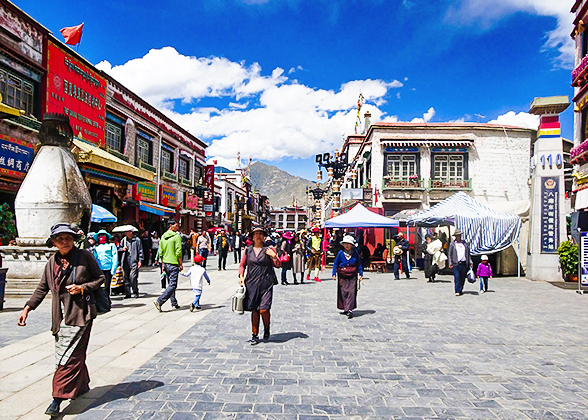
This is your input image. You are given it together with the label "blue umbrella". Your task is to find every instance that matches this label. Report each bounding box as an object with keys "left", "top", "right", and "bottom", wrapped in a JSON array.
[{"left": 91, "top": 204, "right": 117, "bottom": 223}]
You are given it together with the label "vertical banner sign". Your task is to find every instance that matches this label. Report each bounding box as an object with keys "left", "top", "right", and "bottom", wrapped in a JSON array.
[
  {"left": 581, "top": 232, "right": 588, "bottom": 287},
  {"left": 46, "top": 40, "right": 106, "bottom": 146},
  {"left": 540, "top": 177, "right": 559, "bottom": 253},
  {"left": 0, "top": 135, "right": 34, "bottom": 179},
  {"left": 204, "top": 165, "right": 214, "bottom": 215}
]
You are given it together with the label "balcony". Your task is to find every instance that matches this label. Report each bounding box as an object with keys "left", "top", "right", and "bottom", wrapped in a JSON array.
[
  {"left": 106, "top": 147, "right": 129, "bottom": 162},
  {"left": 138, "top": 160, "right": 156, "bottom": 173},
  {"left": 429, "top": 178, "right": 472, "bottom": 190},
  {"left": 162, "top": 171, "right": 177, "bottom": 182},
  {"left": 180, "top": 176, "right": 192, "bottom": 187},
  {"left": 382, "top": 177, "right": 424, "bottom": 189},
  {"left": 573, "top": 53, "right": 588, "bottom": 87}
]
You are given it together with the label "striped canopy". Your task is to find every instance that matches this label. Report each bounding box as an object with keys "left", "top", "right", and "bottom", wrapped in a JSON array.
[{"left": 407, "top": 192, "right": 521, "bottom": 255}]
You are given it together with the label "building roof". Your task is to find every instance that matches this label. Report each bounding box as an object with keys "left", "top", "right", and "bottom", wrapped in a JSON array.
[
  {"left": 370, "top": 122, "right": 533, "bottom": 131},
  {"left": 529, "top": 96, "right": 570, "bottom": 115}
]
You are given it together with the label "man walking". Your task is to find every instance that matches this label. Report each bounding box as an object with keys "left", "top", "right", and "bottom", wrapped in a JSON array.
[
  {"left": 119, "top": 227, "right": 144, "bottom": 298},
  {"left": 197, "top": 228, "right": 211, "bottom": 268},
  {"left": 216, "top": 230, "right": 232, "bottom": 270},
  {"left": 154, "top": 219, "right": 183, "bottom": 311},
  {"left": 306, "top": 227, "right": 322, "bottom": 282},
  {"left": 393, "top": 232, "right": 410, "bottom": 279},
  {"left": 448, "top": 229, "right": 472, "bottom": 296},
  {"left": 232, "top": 231, "right": 243, "bottom": 263}
]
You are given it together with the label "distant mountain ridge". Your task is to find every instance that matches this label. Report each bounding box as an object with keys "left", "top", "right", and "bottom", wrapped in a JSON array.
[{"left": 249, "top": 161, "right": 318, "bottom": 208}]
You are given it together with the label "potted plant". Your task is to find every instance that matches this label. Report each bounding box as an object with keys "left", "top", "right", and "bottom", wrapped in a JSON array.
[{"left": 557, "top": 240, "right": 579, "bottom": 281}]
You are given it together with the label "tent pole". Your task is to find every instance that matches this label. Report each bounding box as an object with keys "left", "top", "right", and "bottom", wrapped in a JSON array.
[{"left": 517, "top": 239, "right": 521, "bottom": 278}]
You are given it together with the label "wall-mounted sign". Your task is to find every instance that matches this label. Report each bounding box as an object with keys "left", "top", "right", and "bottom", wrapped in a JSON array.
[
  {"left": 185, "top": 192, "right": 199, "bottom": 210},
  {"left": 540, "top": 177, "right": 559, "bottom": 253},
  {"left": 0, "top": 134, "right": 34, "bottom": 179},
  {"left": 133, "top": 181, "right": 156, "bottom": 203},
  {"left": 204, "top": 164, "right": 214, "bottom": 216},
  {"left": 581, "top": 232, "right": 588, "bottom": 287},
  {"left": 160, "top": 184, "right": 177, "bottom": 207},
  {"left": 46, "top": 40, "right": 106, "bottom": 146}
]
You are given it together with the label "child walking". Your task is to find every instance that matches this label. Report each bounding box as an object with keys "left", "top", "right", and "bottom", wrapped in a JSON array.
[
  {"left": 181, "top": 254, "right": 211, "bottom": 311},
  {"left": 476, "top": 255, "right": 493, "bottom": 294}
]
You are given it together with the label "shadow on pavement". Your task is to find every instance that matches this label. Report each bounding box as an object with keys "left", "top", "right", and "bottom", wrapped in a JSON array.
[
  {"left": 0, "top": 307, "right": 27, "bottom": 313},
  {"left": 110, "top": 303, "right": 144, "bottom": 309},
  {"left": 352, "top": 309, "right": 376, "bottom": 317},
  {"left": 268, "top": 332, "right": 309, "bottom": 343},
  {"left": 58, "top": 380, "right": 164, "bottom": 417}
]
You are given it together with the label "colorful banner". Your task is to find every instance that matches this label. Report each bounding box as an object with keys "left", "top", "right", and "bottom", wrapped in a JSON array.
[
  {"left": 540, "top": 177, "right": 559, "bottom": 253},
  {"left": 0, "top": 134, "right": 34, "bottom": 179},
  {"left": 133, "top": 182, "right": 156, "bottom": 203},
  {"left": 46, "top": 40, "right": 106, "bottom": 146},
  {"left": 581, "top": 232, "right": 588, "bottom": 287},
  {"left": 160, "top": 184, "right": 177, "bottom": 207},
  {"left": 185, "top": 192, "right": 199, "bottom": 210},
  {"left": 204, "top": 164, "right": 214, "bottom": 216}
]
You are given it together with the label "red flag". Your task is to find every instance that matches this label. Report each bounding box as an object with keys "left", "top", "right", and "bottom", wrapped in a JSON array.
[
  {"left": 374, "top": 186, "right": 378, "bottom": 204},
  {"left": 175, "top": 201, "right": 183, "bottom": 211},
  {"left": 60, "top": 23, "right": 84, "bottom": 45},
  {"left": 162, "top": 196, "right": 168, "bottom": 207}
]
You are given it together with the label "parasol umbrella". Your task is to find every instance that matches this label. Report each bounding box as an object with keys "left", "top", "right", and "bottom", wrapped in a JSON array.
[
  {"left": 91, "top": 204, "right": 117, "bottom": 223},
  {"left": 112, "top": 224, "right": 138, "bottom": 233}
]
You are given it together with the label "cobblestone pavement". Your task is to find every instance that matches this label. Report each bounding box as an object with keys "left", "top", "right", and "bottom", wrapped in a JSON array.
[{"left": 73, "top": 272, "right": 588, "bottom": 420}]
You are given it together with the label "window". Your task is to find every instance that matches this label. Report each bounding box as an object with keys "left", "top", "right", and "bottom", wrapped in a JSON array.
[
  {"left": 105, "top": 122, "right": 123, "bottom": 152},
  {"left": 286, "top": 223, "right": 295, "bottom": 229},
  {"left": 137, "top": 137, "right": 152, "bottom": 165},
  {"left": 278, "top": 214, "right": 284, "bottom": 221},
  {"left": 386, "top": 154, "right": 417, "bottom": 179},
  {"left": 179, "top": 157, "right": 189, "bottom": 180},
  {"left": 433, "top": 155, "right": 464, "bottom": 180},
  {"left": 194, "top": 165, "right": 202, "bottom": 184},
  {"left": 161, "top": 149, "right": 173, "bottom": 173},
  {"left": 286, "top": 215, "right": 295, "bottom": 221},
  {"left": 227, "top": 191, "right": 233, "bottom": 214},
  {"left": 0, "top": 68, "right": 34, "bottom": 115}
]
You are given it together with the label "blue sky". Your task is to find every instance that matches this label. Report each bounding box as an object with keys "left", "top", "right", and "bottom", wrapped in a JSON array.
[{"left": 19, "top": 0, "right": 575, "bottom": 180}]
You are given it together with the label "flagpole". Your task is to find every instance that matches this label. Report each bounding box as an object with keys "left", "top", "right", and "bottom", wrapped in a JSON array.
[{"left": 75, "top": 24, "right": 83, "bottom": 52}]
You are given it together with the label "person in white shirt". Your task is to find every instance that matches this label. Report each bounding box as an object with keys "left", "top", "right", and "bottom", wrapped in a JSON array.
[
  {"left": 447, "top": 229, "right": 472, "bottom": 296},
  {"left": 180, "top": 254, "right": 211, "bottom": 311},
  {"left": 197, "top": 229, "right": 212, "bottom": 268}
]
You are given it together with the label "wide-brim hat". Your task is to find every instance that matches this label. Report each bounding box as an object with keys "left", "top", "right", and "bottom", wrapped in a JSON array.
[
  {"left": 50, "top": 223, "right": 82, "bottom": 239},
  {"left": 453, "top": 229, "right": 463, "bottom": 236},
  {"left": 96, "top": 229, "right": 111, "bottom": 240},
  {"left": 481, "top": 255, "right": 488, "bottom": 261},
  {"left": 311, "top": 227, "right": 320, "bottom": 233},
  {"left": 282, "top": 231, "right": 294, "bottom": 240},
  {"left": 248, "top": 227, "right": 267, "bottom": 239},
  {"left": 340, "top": 235, "right": 356, "bottom": 246}
]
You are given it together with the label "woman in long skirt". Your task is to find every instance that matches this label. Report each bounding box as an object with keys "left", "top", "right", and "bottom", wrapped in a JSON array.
[
  {"left": 17, "top": 223, "right": 104, "bottom": 417},
  {"left": 422, "top": 234, "right": 437, "bottom": 282},
  {"left": 280, "top": 231, "right": 294, "bottom": 285},
  {"left": 239, "top": 228, "right": 281, "bottom": 345},
  {"left": 291, "top": 233, "right": 305, "bottom": 284},
  {"left": 332, "top": 235, "right": 363, "bottom": 319}
]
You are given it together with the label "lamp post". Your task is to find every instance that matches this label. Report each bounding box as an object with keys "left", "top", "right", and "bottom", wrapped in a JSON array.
[
  {"left": 316, "top": 150, "right": 350, "bottom": 214},
  {"left": 235, "top": 197, "right": 246, "bottom": 233},
  {"left": 306, "top": 184, "right": 328, "bottom": 227}
]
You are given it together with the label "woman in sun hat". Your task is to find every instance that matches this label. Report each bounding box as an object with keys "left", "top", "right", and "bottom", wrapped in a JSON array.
[
  {"left": 332, "top": 235, "right": 363, "bottom": 319},
  {"left": 238, "top": 227, "right": 281, "bottom": 345},
  {"left": 279, "top": 231, "right": 294, "bottom": 285},
  {"left": 92, "top": 229, "right": 118, "bottom": 306},
  {"left": 17, "top": 223, "right": 105, "bottom": 417}
]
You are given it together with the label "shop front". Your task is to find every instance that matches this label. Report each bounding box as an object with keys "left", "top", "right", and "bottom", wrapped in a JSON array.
[{"left": 180, "top": 191, "right": 200, "bottom": 231}]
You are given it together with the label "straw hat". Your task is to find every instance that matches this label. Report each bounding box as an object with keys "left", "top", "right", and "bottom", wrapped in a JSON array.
[{"left": 454, "top": 229, "right": 463, "bottom": 236}]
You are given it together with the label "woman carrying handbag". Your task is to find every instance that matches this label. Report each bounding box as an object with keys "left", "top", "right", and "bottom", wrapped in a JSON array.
[
  {"left": 279, "top": 231, "right": 294, "bottom": 285},
  {"left": 332, "top": 235, "right": 363, "bottom": 319}
]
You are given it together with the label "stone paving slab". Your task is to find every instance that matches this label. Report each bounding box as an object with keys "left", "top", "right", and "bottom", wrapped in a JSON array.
[{"left": 66, "top": 272, "right": 588, "bottom": 420}]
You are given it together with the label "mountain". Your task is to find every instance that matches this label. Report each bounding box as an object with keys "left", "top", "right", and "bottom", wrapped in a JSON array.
[{"left": 250, "top": 161, "right": 318, "bottom": 208}]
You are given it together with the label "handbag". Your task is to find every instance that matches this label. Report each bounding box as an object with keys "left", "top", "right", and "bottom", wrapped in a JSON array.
[
  {"left": 279, "top": 253, "right": 290, "bottom": 263},
  {"left": 467, "top": 268, "right": 476, "bottom": 283},
  {"left": 94, "top": 287, "right": 111, "bottom": 314},
  {"left": 231, "top": 285, "right": 246, "bottom": 315},
  {"left": 111, "top": 266, "right": 124, "bottom": 288}
]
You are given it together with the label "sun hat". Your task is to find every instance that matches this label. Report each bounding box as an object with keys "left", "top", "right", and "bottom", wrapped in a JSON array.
[
  {"left": 311, "top": 227, "right": 320, "bottom": 233},
  {"left": 481, "top": 255, "right": 488, "bottom": 261},
  {"left": 194, "top": 254, "right": 205, "bottom": 264},
  {"left": 393, "top": 246, "right": 403, "bottom": 255},
  {"left": 96, "top": 229, "right": 111, "bottom": 239},
  {"left": 248, "top": 227, "right": 267, "bottom": 238},
  {"left": 340, "top": 235, "right": 356, "bottom": 246},
  {"left": 282, "top": 231, "right": 294, "bottom": 240},
  {"left": 454, "top": 229, "right": 463, "bottom": 236},
  {"left": 50, "top": 223, "right": 82, "bottom": 239}
]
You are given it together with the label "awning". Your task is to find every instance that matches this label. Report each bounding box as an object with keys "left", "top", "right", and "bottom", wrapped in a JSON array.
[
  {"left": 91, "top": 204, "right": 117, "bottom": 223},
  {"left": 72, "top": 139, "right": 154, "bottom": 182},
  {"left": 325, "top": 203, "right": 400, "bottom": 228},
  {"left": 139, "top": 201, "right": 176, "bottom": 217}
]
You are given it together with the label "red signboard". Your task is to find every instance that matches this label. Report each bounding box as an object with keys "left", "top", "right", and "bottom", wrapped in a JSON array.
[
  {"left": 185, "top": 192, "right": 199, "bottom": 210},
  {"left": 204, "top": 164, "right": 214, "bottom": 215},
  {"left": 46, "top": 40, "right": 106, "bottom": 146}
]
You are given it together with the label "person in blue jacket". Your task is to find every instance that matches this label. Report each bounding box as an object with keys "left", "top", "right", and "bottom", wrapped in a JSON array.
[
  {"left": 332, "top": 235, "right": 363, "bottom": 319},
  {"left": 92, "top": 229, "right": 119, "bottom": 307}
]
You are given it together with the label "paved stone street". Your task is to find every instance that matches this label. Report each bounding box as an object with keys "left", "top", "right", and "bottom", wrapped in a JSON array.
[{"left": 52, "top": 269, "right": 588, "bottom": 420}]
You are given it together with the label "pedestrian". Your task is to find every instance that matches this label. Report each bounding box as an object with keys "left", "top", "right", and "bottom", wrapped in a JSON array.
[
  {"left": 448, "top": 229, "right": 472, "bottom": 296},
  {"left": 232, "top": 231, "right": 243, "bottom": 264},
  {"left": 292, "top": 232, "right": 305, "bottom": 284},
  {"left": 422, "top": 234, "right": 436, "bottom": 283},
  {"left": 92, "top": 229, "right": 118, "bottom": 308},
  {"left": 306, "top": 227, "right": 322, "bottom": 282},
  {"left": 279, "top": 231, "right": 294, "bottom": 285},
  {"left": 215, "top": 230, "right": 232, "bottom": 270},
  {"left": 197, "top": 228, "right": 211, "bottom": 268},
  {"left": 17, "top": 223, "right": 104, "bottom": 417},
  {"left": 476, "top": 255, "right": 493, "bottom": 294},
  {"left": 190, "top": 229, "right": 199, "bottom": 261},
  {"left": 140, "top": 230, "right": 152, "bottom": 267},
  {"left": 393, "top": 232, "right": 410, "bottom": 279},
  {"left": 151, "top": 232, "right": 160, "bottom": 266},
  {"left": 332, "top": 235, "right": 363, "bottom": 319},
  {"left": 424, "top": 232, "right": 446, "bottom": 283},
  {"left": 180, "top": 254, "right": 211, "bottom": 311},
  {"left": 238, "top": 227, "right": 281, "bottom": 345},
  {"left": 118, "top": 227, "right": 143, "bottom": 299},
  {"left": 154, "top": 219, "right": 183, "bottom": 311}
]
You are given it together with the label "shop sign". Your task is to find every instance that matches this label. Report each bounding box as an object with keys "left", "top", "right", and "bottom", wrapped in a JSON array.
[
  {"left": 185, "top": 192, "right": 199, "bottom": 210},
  {"left": 540, "top": 177, "right": 559, "bottom": 253},
  {"left": 133, "top": 181, "right": 156, "bottom": 203},
  {"left": 160, "top": 184, "right": 177, "bottom": 207},
  {"left": 0, "top": 134, "right": 34, "bottom": 179},
  {"left": 46, "top": 40, "right": 106, "bottom": 146},
  {"left": 581, "top": 232, "right": 588, "bottom": 287},
  {"left": 204, "top": 164, "right": 214, "bottom": 216}
]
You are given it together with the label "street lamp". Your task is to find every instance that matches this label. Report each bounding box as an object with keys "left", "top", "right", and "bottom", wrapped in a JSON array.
[{"left": 316, "top": 150, "right": 350, "bottom": 214}]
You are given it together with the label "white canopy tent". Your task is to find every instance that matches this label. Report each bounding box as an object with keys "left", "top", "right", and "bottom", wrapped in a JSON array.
[{"left": 324, "top": 203, "right": 400, "bottom": 228}]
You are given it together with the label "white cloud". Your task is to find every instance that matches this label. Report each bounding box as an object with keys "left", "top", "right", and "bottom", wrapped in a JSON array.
[
  {"left": 488, "top": 111, "right": 539, "bottom": 129},
  {"left": 99, "top": 47, "right": 404, "bottom": 164},
  {"left": 445, "top": 0, "right": 573, "bottom": 67},
  {"left": 411, "top": 107, "right": 436, "bottom": 123}
]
